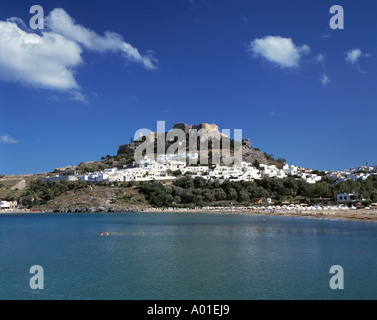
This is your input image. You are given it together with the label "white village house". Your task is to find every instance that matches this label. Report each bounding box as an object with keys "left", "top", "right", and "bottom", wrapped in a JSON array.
[
  {"left": 0, "top": 200, "right": 18, "bottom": 210},
  {"left": 43, "top": 151, "right": 325, "bottom": 185},
  {"left": 336, "top": 192, "right": 361, "bottom": 203}
]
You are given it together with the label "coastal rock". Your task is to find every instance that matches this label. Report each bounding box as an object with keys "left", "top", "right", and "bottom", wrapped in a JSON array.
[
  {"left": 242, "top": 138, "right": 252, "bottom": 149},
  {"left": 116, "top": 122, "right": 270, "bottom": 165},
  {"left": 173, "top": 123, "right": 220, "bottom": 134},
  {"left": 118, "top": 122, "right": 225, "bottom": 155}
]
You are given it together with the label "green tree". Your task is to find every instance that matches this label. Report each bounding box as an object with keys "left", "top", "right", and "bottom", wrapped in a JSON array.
[
  {"left": 193, "top": 176, "right": 206, "bottom": 189},
  {"left": 212, "top": 180, "right": 221, "bottom": 189},
  {"left": 172, "top": 170, "right": 182, "bottom": 176},
  {"left": 174, "top": 176, "right": 194, "bottom": 189},
  {"left": 202, "top": 189, "right": 215, "bottom": 202},
  {"left": 215, "top": 188, "right": 227, "bottom": 201},
  {"left": 227, "top": 188, "right": 238, "bottom": 201},
  {"left": 253, "top": 160, "right": 260, "bottom": 169},
  {"left": 181, "top": 190, "right": 198, "bottom": 204},
  {"left": 238, "top": 190, "right": 250, "bottom": 203}
]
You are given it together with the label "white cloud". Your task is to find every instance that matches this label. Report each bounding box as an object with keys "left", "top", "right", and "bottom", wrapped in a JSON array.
[
  {"left": 345, "top": 49, "right": 363, "bottom": 64},
  {"left": 316, "top": 55, "right": 331, "bottom": 86},
  {"left": 248, "top": 36, "right": 310, "bottom": 68},
  {"left": 70, "top": 90, "right": 89, "bottom": 104},
  {"left": 47, "top": 95, "right": 60, "bottom": 103},
  {"left": 46, "top": 8, "right": 157, "bottom": 70},
  {"left": 0, "top": 20, "right": 82, "bottom": 91},
  {"left": 0, "top": 8, "right": 157, "bottom": 102},
  {"left": 345, "top": 48, "right": 370, "bottom": 73},
  {"left": 316, "top": 53, "right": 326, "bottom": 64},
  {"left": 1, "top": 134, "right": 19, "bottom": 144},
  {"left": 320, "top": 74, "right": 331, "bottom": 86}
]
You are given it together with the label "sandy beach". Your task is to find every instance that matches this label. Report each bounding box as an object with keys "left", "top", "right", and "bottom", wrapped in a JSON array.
[
  {"left": 143, "top": 207, "right": 377, "bottom": 222},
  {"left": 2, "top": 206, "right": 377, "bottom": 222}
]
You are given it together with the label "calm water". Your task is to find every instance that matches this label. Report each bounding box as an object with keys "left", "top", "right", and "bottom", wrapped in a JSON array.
[{"left": 1, "top": 212, "right": 377, "bottom": 300}]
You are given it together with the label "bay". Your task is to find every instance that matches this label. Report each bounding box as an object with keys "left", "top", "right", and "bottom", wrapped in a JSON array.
[{"left": 0, "top": 212, "right": 376, "bottom": 300}]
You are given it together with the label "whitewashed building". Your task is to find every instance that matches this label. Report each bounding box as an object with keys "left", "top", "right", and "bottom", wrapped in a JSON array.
[
  {"left": 336, "top": 192, "right": 360, "bottom": 203},
  {"left": 0, "top": 201, "right": 17, "bottom": 209}
]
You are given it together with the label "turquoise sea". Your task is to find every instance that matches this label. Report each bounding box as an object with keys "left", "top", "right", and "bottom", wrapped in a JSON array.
[{"left": 0, "top": 212, "right": 377, "bottom": 300}]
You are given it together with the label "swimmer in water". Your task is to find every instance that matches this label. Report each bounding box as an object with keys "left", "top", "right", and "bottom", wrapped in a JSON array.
[{"left": 100, "top": 232, "right": 103, "bottom": 236}]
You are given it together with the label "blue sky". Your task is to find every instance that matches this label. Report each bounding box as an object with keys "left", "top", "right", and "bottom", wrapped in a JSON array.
[{"left": 1, "top": 0, "right": 376, "bottom": 175}]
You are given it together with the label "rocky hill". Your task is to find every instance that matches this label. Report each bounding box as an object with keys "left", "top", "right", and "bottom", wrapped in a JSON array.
[
  {"left": 117, "top": 122, "right": 281, "bottom": 167},
  {"left": 0, "top": 122, "right": 286, "bottom": 209},
  {"left": 241, "top": 139, "right": 269, "bottom": 165}
]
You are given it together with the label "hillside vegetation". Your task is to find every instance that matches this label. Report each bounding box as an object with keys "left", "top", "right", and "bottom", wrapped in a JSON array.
[
  {"left": 138, "top": 175, "right": 377, "bottom": 208},
  {"left": 2, "top": 173, "right": 373, "bottom": 211}
]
